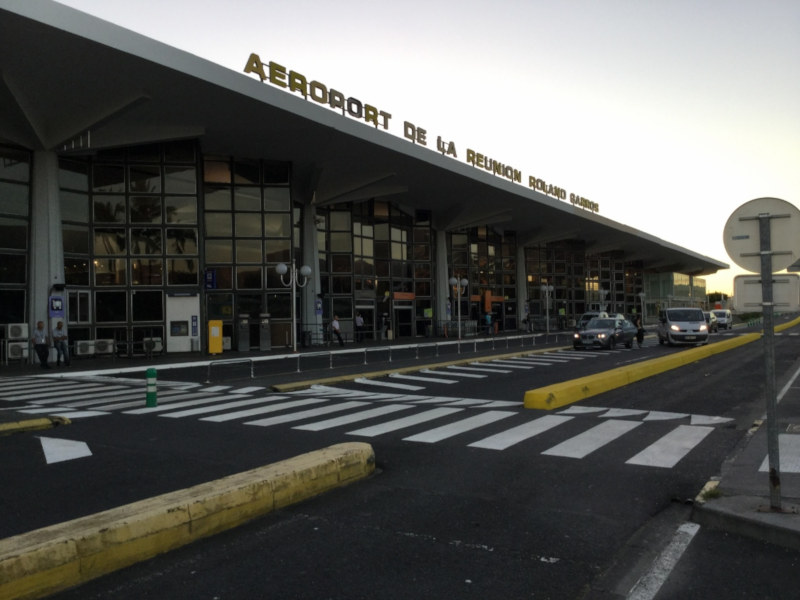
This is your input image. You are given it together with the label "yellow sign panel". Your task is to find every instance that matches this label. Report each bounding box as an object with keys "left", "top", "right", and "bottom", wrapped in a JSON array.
[{"left": 208, "top": 320, "right": 223, "bottom": 355}]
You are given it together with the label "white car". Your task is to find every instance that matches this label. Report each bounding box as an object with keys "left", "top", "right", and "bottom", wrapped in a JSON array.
[
  {"left": 712, "top": 309, "right": 733, "bottom": 329},
  {"left": 657, "top": 308, "right": 709, "bottom": 346}
]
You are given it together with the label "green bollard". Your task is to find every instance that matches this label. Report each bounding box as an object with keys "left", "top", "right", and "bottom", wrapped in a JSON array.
[{"left": 146, "top": 367, "right": 157, "bottom": 407}]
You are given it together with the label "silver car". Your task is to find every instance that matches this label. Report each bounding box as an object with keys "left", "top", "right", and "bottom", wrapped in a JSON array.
[{"left": 573, "top": 317, "right": 637, "bottom": 350}]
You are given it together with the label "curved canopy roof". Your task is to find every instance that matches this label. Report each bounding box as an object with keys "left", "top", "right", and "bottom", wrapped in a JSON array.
[{"left": 0, "top": 1, "right": 728, "bottom": 275}]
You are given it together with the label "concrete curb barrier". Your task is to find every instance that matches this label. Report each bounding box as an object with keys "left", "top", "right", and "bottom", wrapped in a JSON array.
[
  {"left": 0, "top": 442, "right": 375, "bottom": 600},
  {"left": 272, "top": 347, "right": 570, "bottom": 392},
  {"left": 0, "top": 416, "right": 71, "bottom": 436},
  {"left": 524, "top": 333, "right": 762, "bottom": 410}
]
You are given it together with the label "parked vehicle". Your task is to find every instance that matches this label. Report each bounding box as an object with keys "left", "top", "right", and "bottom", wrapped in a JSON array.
[
  {"left": 573, "top": 317, "right": 637, "bottom": 350},
  {"left": 657, "top": 308, "right": 709, "bottom": 346},
  {"left": 712, "top": 309, "right": 733, "bottom": 330},
  {"left": 703, "top": 311, "right": 719, "bottom": 333}
]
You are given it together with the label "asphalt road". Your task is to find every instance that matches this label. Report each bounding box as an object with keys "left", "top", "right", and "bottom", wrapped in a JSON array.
[{"left": 6, "top": 327, "right": 800, "bottom": 599}]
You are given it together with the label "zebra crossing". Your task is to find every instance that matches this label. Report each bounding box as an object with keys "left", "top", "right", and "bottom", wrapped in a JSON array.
[{"left": 0, "top": 344, "right": 733, "bottom": 469}]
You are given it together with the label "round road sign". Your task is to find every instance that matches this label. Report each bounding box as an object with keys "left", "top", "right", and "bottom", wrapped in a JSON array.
[{"left": 723, "top": 197, "right": 800, "bottom": 273}]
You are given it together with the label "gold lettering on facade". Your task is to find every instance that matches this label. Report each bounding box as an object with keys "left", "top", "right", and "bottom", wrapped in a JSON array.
[{"left": 467, "top": 149, "right": 521, "bottom": 183}]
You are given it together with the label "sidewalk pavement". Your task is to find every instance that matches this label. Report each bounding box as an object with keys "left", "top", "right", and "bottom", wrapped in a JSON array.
[{"left": 4, "top": 329, "right": 800, "bottom": 554}]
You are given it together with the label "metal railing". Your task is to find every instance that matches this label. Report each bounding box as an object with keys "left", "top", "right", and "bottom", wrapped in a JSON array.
[{"left": 202, "top": 331, "right": 566, "bottom": 383}]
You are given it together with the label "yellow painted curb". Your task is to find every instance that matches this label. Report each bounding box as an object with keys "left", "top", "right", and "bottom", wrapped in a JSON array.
[
  {"left": 0, "top": 416, "right": 71, "bottom": 436},
  {"left": 0, "top": 442, "right": 375, "bottom": 600},
  {"left": 272, "top": 346, "right": 570, "bottom": 392},
  {"left": 524, "top": 333, "right": 762, "bottom": 410}
]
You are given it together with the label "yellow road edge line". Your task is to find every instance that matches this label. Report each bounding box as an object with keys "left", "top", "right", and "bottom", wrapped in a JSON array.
[
  {"left": 0, "top": 416, "right": 71, "bottom": 436},
  {"left": 271, "top": 345, "right": 571, "bottom": 392},
  {"left": 0, "top": 442, "right": 375, "bottom": 600},
  {"left": 524, "top": 332, "right": 765, "bottom": 410}
]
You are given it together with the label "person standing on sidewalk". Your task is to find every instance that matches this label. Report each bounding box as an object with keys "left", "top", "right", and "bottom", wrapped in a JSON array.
[
  {"left": 635, "top": 317, "right": 645, "bottom": 348},
  {"left": 31, "top": 320, "right": 50, "bottom": 369},
  {"left": 52, "top": 320, "right": 70, "bottom": 366},
  {"left": 331, "top": 315, "right": 344, "bottom": 346},
  {"left": 354, "top": 312, "right": 364, "bottom": 342}
]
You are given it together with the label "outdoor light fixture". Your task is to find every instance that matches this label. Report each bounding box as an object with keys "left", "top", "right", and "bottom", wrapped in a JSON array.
[
  {"left": 541, "top": 283, "right": 554, "bottom": 334},
  {"left": 276, "top": 261, "right": 312, "bottom": 352},
  {"left": 449, "top": 276, "right": 469, "bottom": 340}
]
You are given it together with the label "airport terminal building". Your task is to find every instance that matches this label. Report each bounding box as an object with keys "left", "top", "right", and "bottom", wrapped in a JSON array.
[{"left": 0, "top": 1, "right": 727, "bottom": 357}]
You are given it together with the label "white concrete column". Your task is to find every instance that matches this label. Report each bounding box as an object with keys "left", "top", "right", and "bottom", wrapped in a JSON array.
[
  {"left": 516, "top": 245, "right": 528, "bottom": 327},
  {"left": 29, "top": 151, "right": 64, "bottom": 361},
  {"left": 300, "top": 201, "right": 322, "bottom": 342},
  {"left": 434, "top": 228, "right": 451, "bottom": 331}
]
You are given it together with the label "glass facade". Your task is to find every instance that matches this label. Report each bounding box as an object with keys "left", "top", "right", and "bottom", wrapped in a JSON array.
[{"left": 0, "top": 144, "right": 30, "bottom": 325}]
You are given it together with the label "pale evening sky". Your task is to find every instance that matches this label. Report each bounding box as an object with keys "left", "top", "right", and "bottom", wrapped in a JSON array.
[{"left": 55, "top": 0, "right": 800, "bottom": 295}]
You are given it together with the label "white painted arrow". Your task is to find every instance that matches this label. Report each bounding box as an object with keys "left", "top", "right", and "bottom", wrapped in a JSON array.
[{"left": 38, "top": 436, "right": 92, "bottom": 464}]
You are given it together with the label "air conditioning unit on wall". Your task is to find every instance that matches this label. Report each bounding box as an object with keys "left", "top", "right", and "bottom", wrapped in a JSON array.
[
  {"left": 94, "top": 339, "right": 115, "bottom": 354},
  {"left": 7, "top": 323, "right": 28, "bottom": 340},
  {"left": 8, "top": 341, "right": 28, "bottom": 359},
  {"left": 76, "top": 341, "right": 95, "bottom": 356}
]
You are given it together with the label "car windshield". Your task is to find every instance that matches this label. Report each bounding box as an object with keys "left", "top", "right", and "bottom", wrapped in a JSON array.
[
  {"left": 586, "top": 318, "right": 615, "bottom": 329},
  {"left": 712, "top": 310, "right": 726, "bottom": 317},
  {"left": 667, "top": 309, "right": 703, "bottom": 321}
]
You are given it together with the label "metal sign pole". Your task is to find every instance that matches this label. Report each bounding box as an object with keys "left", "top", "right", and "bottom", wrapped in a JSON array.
[{"left": 757, "top": 214, "right": 781, "bottom": 510}]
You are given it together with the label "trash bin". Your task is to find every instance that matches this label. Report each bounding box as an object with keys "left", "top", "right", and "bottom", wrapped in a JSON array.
[{"left": 259, "top": 313, "right": 271, "bottom": 351}]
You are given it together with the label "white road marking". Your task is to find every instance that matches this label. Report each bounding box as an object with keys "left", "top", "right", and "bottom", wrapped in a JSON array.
[
  {"left": 403, "top": 411, "right": 515, "bottom": 443},
  {"left": 244, "top": 400, "right": 369, "bottom": 427},
  {"left": 389, "top": 373, "right": 458, "bottom": 384},
  {"left": 38, "top": 436, "right": 92, "bottom": 463},
  {"left": 542, "top": 419, "right": 642, "bottom": 459},
  {"left": 160, "top": 396, "right": 284, "bottom": 418},
  {"left": 760, "top": 435, "right": 800, "bottom": 473},
  {"left": 202, "top": 397, "right": 330, "bottom": 422},
  {"left": 469, "top": 415, "right": 574, "bottom": 450},
  {"left": 422, "top": 368, "right": 485, "bottom": 378},
  {"left": 626, "top": 425, "right": 713, "bottom": 468},
  {"left": 347, "top": 407, "right": 464, "bottom": 437},
  {"left": 627, "top": 522, "right": 700, "bottom": 600},
  {"left": 353, "top": 378, "right": 425, "bottom": 391},
  {"left": 294, "top": 404, "right": 413, "bottom": 431}
]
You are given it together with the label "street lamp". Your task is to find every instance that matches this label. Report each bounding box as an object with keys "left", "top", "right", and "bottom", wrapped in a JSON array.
[
  {"left": 541, "top": 283, "right": 554, "bottom": 334},
  {"left": 276, "top": 260, "right": 312, "bottom": 352},
  {"left": 448, "top": 276, "right": 469, "bottom": 340}
]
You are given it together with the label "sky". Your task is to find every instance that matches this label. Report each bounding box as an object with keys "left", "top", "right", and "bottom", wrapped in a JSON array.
[{"left": 55, "top": 0, "right": 800, "bottom": 295}]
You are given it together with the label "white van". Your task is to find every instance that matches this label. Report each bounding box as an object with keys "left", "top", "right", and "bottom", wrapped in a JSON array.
[
  {"left": 657, "top": 307, "right": 709, "bottom": 346},
  {"left": 712, "top": 309, "right": 733, "bottom": 330}
]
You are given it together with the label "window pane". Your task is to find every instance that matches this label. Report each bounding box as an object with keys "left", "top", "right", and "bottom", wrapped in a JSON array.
[
  {"left": 205, "top": 212, "right": 231, "bottom": 236},
  {"left": 62, "top": 224, "right": 89, "bottom": 254},
  {"left": 64, "top": 258, "right": 89, "bottom": 286},
  {"left": 0, "top": 290, "right": 25, "bottom": 322},
  {"left": 166, "top": 228, "right": 198, "bottom": 254},
  {"left": 204, "top": 160, "right": 231, "bottom": 184},
  {"left": 164, "top": 166, "right": 196, "bottom": 194},
  {"left": 330, "top": 211, "right": 351, "bottom": 231},
  {"left": 95, "top": 258, "right": 126, "bottom": 285},
  {"left": 205, "top": 239, "right": 232, "bottom": 263},
  {"left": 234, "top": 186, "right": 261, "bottom": 211},
  {"left": 235, "top": 212, "right": 262, "bottom": 237},
  {"left": 0, "top": 217, "right": 27, "bottom": 250},
  {"left": 129, "top": 165, "right": 161, "bottom": 193},
  {"left": 58, "top": 159, "right": 88, "bottom": 191},
  {"left": 236, "top": 239, "right": 262, "bottom": 263},
  {"left": 132, "top": 290, "right": 163, "bottom": 320},
  {"left": 60, "top": 190, "right": 89, "bottom": 222},
  {"left": 94, "top": 229, "right": 126, "bottom": 255},
  {"left": 206, "top": 266, "right": 232, "bottom": 289},
  {"left": 204, "top": 185, "right": 231, "bottom": 210},
  {"left": 130, "top": 229, "right": 162, "bottom": 254},
  {"left": 131, "top": 259, "right": 163, "bottom": 285},
  {"left": 265, "top": 239, "right": 290, "bottom": 263},
  {"left": 0, "top": 181, "right": 29, "bottom": 216},
  {"left": 207, "top": 293, "right": 234, "bottom": 319},
  {"left": 236, "top": 266, "right": 262, "bottom": 289},
  {"left": 165, "top": 197, "right": 197, "bottom": 223},
  {"left": 0, "top": 147, "right": 30, "bottom": 182},
  {"left": 94, "top": 196, "right": 126, "bottom": 223},
  {"left": 330, "top": 232, "right": 352, "bottom": 252},
  {"left": 0, "top": 253, "right": 25, "bottom": 283},
  {"left": 264, "top": 213, "right": 291, "bottom": 237},
  {"left": 130, "top": 196, "right": 162, "bottom": 223},
  {"left": 168, "top": 258, "right": 198, "bottom": 285},
  {"left": 95, "top": 291, "right": 127, "bottom": 322},
  {"left": 263, "top": 187, "right": 290, "bottom": 211},
  {"left": 92, "top": 165, "right": 125, "bottom": 193},
  {"left": 331, "top": 254, "right": 352, "bottom": 273}
]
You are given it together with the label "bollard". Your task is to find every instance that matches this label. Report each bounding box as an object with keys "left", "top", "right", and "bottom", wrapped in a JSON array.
[{"left": 146, "top": 367, "right": 157, "bottom": 407}]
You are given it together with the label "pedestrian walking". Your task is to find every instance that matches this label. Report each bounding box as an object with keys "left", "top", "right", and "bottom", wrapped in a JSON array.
[
  {"left": 331, "top": 315, "right": 344, "bottom": 346},
  {"left": 635, "top": 317, "right": 645, "bottom": 348},
  {"left": 355, "top": 312, "right": 364, "bottom": 342},
  {"left": 31, "top": 320, "right": 50, "bottom": 369},
  {"left": 52, "top": 320, "right": 70, "bottom": 366}
]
